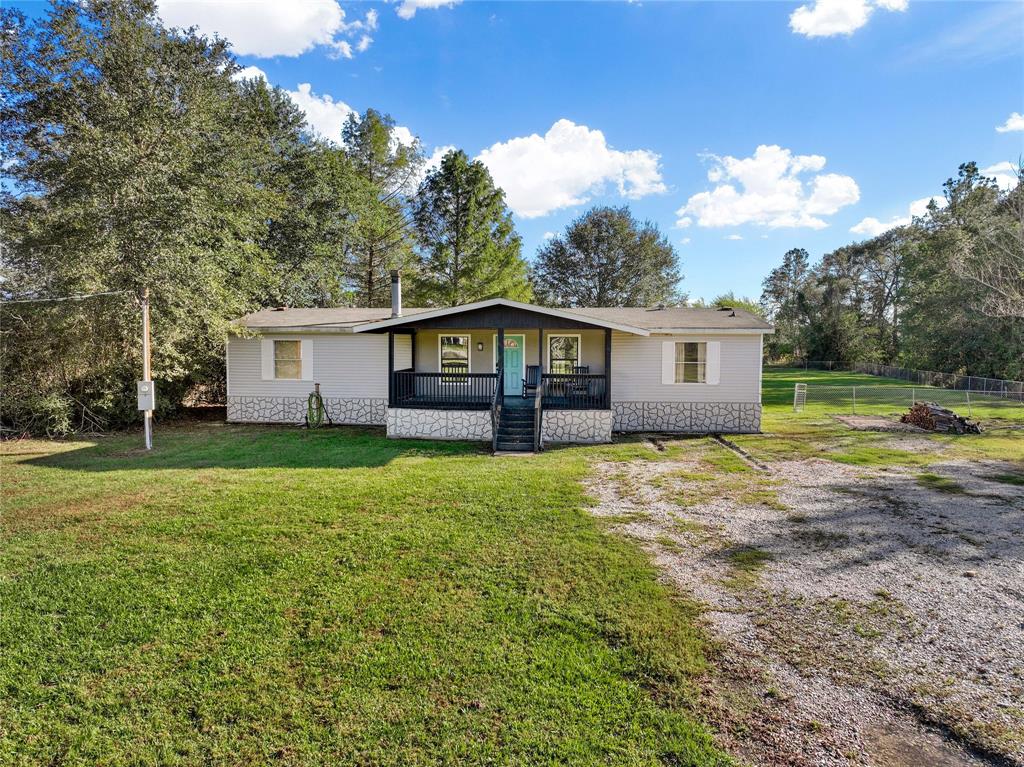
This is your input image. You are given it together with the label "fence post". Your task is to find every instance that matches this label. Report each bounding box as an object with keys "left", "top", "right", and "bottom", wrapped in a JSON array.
[
  {"left": 966, "top": 390, "right": 972, "bottom": 417},
  {"left": 912, "top": 387, "right": 915, "bottom": 406},
  {"left": 852, "top": 386, "right": 856, "bottom": 414}
]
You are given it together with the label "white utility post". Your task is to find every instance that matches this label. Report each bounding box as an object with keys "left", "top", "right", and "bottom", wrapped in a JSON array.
[{"left": 139, "top": 287, "right": 154, "bottom": 450}]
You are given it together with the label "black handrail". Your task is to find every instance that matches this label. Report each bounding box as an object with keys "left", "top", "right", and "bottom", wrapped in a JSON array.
[
  {"left": 541, "top": 373, "right": 609, "bottom": 409},
  {"left": 391, "top": 371, "right": 497, "bottom": 409},
  {"left": 533, "top": 382, "right": 543, "bottom": 451},
  {"left": 490, "top": 365, "right": 504, "bottom": 452}
]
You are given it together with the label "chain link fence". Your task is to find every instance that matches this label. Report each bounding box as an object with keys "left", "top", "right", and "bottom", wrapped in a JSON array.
[
  {"left": 768, "top": 361, "right": 1024, "bottom": 402},
  {"left": 792, "top": 383, "right": 1024, "bottom": 420}
]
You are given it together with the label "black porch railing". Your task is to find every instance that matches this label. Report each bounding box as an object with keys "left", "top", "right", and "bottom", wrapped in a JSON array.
[
  {"left": 391, "top": 370, "right": 498, "bottom": 409},
  {"left": 541, "top": 373, "right": 609, "bottom": 409}
]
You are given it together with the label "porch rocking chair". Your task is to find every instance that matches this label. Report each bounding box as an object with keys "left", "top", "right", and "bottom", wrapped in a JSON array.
[
  {"left": 569, "top": 365, "right": 591, "bottom": 400},
  {"left": 522, "top": 365, "right": 541, "bottom": 399}
]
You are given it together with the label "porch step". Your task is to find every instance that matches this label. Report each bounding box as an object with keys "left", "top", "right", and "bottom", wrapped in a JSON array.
[
  {"left": 496, "top": 406, "right": 537, "bottom": 453},
  {"left": 496, "top": 441, "right": 534, "bottom": 452},
  {"left": 498, "top": 426, "right": 533, "bottom": 436}
]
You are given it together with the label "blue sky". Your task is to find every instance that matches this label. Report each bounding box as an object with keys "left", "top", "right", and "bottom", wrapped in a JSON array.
[{"left": 16, "top": 0, "right": 1024, "bottom": 301}]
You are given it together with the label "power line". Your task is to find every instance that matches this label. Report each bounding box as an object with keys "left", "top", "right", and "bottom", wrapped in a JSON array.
[{"left": 0, "top": 289, "right": 134, "bottom": 305}]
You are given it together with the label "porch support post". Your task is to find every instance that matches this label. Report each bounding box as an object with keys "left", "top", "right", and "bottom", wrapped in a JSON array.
[
  {"left": 538, "top": 328, "right": 543, "bottom": 371},
  {"left": 604, "top": 328, "right": 612, "bottom": 408},
  {"left": 410, "top": 329, "right": 417, "bottom": 370},
  {"left": 497, "top": 328, "right": 504, "bottom": 393},
  {"left": 387, "top": 330, "right": 395, "bottom": 406}
]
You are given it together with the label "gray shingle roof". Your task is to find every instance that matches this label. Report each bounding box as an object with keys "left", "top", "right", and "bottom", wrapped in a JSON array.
[
  {"left": 237, "top": 307, "right": 430, "bottom": 328},
  {"left": 235, "top": 303, "right": 771, "bottom": 332}
]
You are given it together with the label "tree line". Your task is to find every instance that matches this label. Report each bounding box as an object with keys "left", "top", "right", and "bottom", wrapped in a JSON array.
[
  {"left": 760, "top": 162, "right": 1024, "bottom": 381},
  {"left": 1, "top": 1, "right": 682, "bottom": 434}
]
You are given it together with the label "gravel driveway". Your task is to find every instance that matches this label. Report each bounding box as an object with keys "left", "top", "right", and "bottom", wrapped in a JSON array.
[{"left": 586, "top": 438, "right": 1024, "bottom": 767}]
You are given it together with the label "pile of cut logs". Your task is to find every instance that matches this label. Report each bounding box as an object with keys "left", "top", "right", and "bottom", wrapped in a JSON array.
[{"left": 900, "top": 402, "right": 983, "bottom": 434}]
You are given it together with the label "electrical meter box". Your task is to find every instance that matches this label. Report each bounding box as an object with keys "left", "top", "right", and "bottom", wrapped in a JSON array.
[{"left": 137, "top": 380, "right": 156, "bottom": 411}]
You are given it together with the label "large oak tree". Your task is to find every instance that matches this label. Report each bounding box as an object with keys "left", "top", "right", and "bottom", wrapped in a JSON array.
[{"left": 532, "top": 206, "right": 681, "bottom": 307}]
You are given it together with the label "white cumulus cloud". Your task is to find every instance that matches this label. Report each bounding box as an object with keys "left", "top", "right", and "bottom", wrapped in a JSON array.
[
  {"left": 234, "top": 65, "right": 268, "bottom": 81},
  {"left": 982, "top": 161, "right": 1020, "bottom": 191},
  {"left": 287, "top": 83, "right": 357, "bottom": 142},
  {"left": 231, "top": 69, "right": 423, "bottom": 150},
  {"left": 725, "top": 234, "right": 744, "bottom": 240},
  {"left": 850, "top": 195, "right": 944, "bottom": 237},
  {"left": 157, "top": 0, "right": 377, "bottom": 58},
  {"left": 396, "top": 0, "right": 462, "bottom": 19},
  {"left": 789, "top": 0, "right": 906, "bottom": 38},
  {"left": 996, "top": 112, "right": 1024, "bottom": 133},
  {"left": 675, "top": 145, "right": 859, "bottom": 230},
  {"left": 477, "top": 119, "right": 667, "bottom": 219}
]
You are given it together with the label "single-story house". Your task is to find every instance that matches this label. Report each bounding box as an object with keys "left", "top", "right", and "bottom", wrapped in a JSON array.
[{"left": 227, "top": 272, "right": 773, "bottom": 450}]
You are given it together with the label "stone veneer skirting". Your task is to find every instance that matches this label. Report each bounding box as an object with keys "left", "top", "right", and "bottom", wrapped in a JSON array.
[
  {"left": 227, "top": 396, "right": 386, "bottom": 425},
  {"left": 386, "top": 408, "right": 492, "bottom": 441},
  {"left": 613, "top": 402, "right": 761, "bottom": 434},
  {"left": 541, "top": 409, "right": 613, "bottom": 445}
]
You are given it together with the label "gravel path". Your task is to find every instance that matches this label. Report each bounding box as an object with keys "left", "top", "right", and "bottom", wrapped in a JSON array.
[{"left": 586, "top": 440, "right": 1024, "bottom": 767}]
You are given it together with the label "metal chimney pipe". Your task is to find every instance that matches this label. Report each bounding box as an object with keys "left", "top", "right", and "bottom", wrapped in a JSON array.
[{"left": 390, "top": 270, "right": 402, "bottom": 317}]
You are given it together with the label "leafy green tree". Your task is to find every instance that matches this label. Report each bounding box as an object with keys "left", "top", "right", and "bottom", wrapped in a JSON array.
[
  {"left": 759, "top": 248, "right": 812, "bottom": 360},
  {"left": 758, "top": 162, "right": 1024, "bottom": 378},
  {"left": 0, "top": 0, "right": 299, "bottom": 431},
  {"left": 940, "top": 161, "right": 1024, "bottom": 320},
  {"left": 341, "top": 109, "right": 423, "bottom": 306},
  {"left": 410, "top": 150, "right": 531, "bottom": 306},
  {"left": 698, "top": 292, "right": 765, "bottom": 319},
  {"left": 261, "top": 140, "right": 375, "bottom": 308},
  {"left": 532, "top": 206, "right": 681, "bottom": 307}
]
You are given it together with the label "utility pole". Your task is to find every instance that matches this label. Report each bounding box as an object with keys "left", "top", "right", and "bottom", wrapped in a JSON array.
[{"left": 140, "top": 288, "right": 153, "bottom": 450}]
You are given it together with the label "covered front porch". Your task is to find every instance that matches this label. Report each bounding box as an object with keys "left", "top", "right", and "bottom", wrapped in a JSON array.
[
  {"left": 353, "top": 299, "right": 648, "bottom": 449},
  {"left": 386, "top": 325, "right": 612, "bottom": 411}
]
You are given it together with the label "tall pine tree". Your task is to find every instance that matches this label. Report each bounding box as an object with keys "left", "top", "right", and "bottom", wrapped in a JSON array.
[
  {"left": 411, "top": 150, "right": 531, "bottom": 306},
  {"left": 341, "top": 109, "right": 422, "bottom": 307}
]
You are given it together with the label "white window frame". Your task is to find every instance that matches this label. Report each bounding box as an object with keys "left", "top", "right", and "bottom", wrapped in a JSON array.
[
  {"left": 261, "top": 335, "right": 312, "bottom": 381},
  {"left": 438, "top": 333, "right": 472, "bottom": 383},
  {"left": 674, "top": 341, "right": 706, "bottom": 384},
  {"left": 661, "top": 338, "right": 720, "bottom": 386},
  {"left": 546, "top": 333, "right": 582, "bottom": 375},
  {"left": 274, "top": 339, "right": 303, "bottom": 380}
]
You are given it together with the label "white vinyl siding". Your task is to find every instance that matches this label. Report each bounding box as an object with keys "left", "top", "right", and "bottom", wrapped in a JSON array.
[
  {"left": 230, "top": 333, "right": 388, "bottom": 398},
  {"left": 394, "top": 334, "right": 412, "bottom": 370},
  {"left": 619, "top": 333, "right": 758, "bottom": 403}
]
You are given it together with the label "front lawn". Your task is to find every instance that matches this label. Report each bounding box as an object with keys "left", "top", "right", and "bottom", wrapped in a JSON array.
[{"left": 0, "top": 426, "right": 730, "bottom": 766}]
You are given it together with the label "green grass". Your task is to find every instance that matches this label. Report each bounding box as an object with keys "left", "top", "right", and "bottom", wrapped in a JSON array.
[
  {"left": 916, "top": 472, "right": 967, "bottom": 494},
  {"left": 720, "top": 547, "right": 772, "bottom": 590},
  {"left": 987, "top": 471, "right": 1024, "bottom": 486},
  {"left": 733, "top": 369, "right": 1024, "bottom": 466},
  {"left": 762, "top": 367, "right": 1024, "bottom": 425},
  {"left": 0, "top": 425, "right": 731, "bottom": 766}
]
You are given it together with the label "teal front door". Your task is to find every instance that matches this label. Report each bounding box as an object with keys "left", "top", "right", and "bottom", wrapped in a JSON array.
[{"left": 499, "top": 335, "right": 524, "bottom": 394}]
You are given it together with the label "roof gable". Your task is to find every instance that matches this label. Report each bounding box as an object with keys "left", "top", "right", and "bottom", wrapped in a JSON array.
[{"left": 350, "top": 299, "right": 651, "bottom": 335}]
